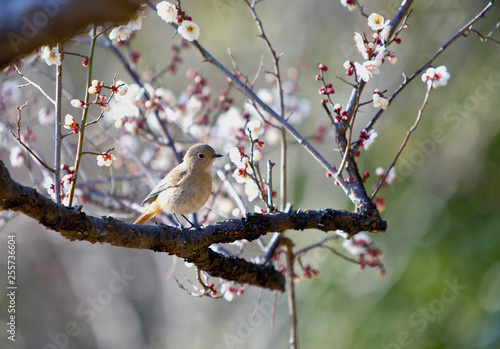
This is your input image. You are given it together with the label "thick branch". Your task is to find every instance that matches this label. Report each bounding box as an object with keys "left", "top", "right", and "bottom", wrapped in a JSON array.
[
  {"left": 0, "top": 0, "right": 140, "bottom": 69},
  {"left": 0, "top": 160, "right": 386, "bottom": 291}
]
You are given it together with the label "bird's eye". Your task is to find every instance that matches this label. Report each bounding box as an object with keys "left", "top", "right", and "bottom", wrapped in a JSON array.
[{"left": 198, "top": 153, "right": 205, "bottom": 159}]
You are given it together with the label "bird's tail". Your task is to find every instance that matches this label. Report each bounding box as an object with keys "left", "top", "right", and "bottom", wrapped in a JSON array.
[{"left": 134, "top": 201, "right": 161, "bottom": 225}]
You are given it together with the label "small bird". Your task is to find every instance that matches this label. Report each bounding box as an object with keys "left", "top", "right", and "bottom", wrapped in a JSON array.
[{"left": 134, "top": 143, "right": 222, "bottom": 227}]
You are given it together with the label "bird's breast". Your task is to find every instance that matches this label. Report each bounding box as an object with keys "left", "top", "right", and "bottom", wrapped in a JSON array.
[{"left": 156, "top": 171, "right": 212, "bottom": 215}]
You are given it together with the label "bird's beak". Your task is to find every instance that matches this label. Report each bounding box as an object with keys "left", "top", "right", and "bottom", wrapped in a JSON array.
[{"left": 213, "top": 154, "right": 223, "bottom": 158}]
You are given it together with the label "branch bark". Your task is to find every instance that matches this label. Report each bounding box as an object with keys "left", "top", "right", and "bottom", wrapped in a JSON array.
[
  {"left": 0, "top": 160, "right": 386, "bottom": 291},
  {"left": 0, "top": 0, "right": 141, "bottom": 69}
]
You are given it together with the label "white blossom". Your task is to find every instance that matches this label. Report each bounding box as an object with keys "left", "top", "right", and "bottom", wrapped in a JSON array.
[
  {"left": 354, "top": 32, "right": 368, "bottom": 60},
  {"left": 233, "top": 168, "right": 253, "bottom": 184},
  {"left": 380, "top": 21, "right": 392, "bottom": 43},
  {"left": 38, "top": 107, "right": 54, "bottom": 125},
  {"left": 421, "top": 65, "right": 450, "bottom": 89},
  {"left": 363, "top": 129, "right": 378, "bottom": 150},
  {"left": 71, "top": 99, "right": 84, "bottom": 108},
  {"left": 340, "top": 0, "right": 356, "bottom": 11},
  {"left": 44, "top": 181, "right": 57, "bottom": 201},
  {"left": 97, "top": 154, "right": 116, "bottom": 167},
  {"left": 109, "top": 26, "right": 132, "bottom": 41},
  {"left": 178, "top": 20, "right": 200, "bottom": 42},
  {"left": 373, "top": 91, "right": 389, "bottom": 109},
  {"left": 372, "top": 45, "right": 386, "bottom": 66},
  {"left": 245, "top": 120, "right": 264, "bottom": 140},
  {"left": 245, "top": 181, "right": 260, "bottom": 202},
  {"left": 342, "top": 232, "right": 373, "bottom": 256},
  {"left": 40, "top": 46, "right": 61, "bottom": 66},
  {"left": 127, "top": 8, "right": 146, "bottom": 31},
  {"left": 354, "top": 62, "right": 374, "bottom": 82},
  {"left": 63, "top": 114, "right": 78, "bottom": 129},
  {"left": 157, "top": 1, "right": 177, "bottom": 23},
  {"left": 229, "top": 147, "right": 246, "bottom": 169},
  {"left": 9, "top": 146, "right": 25, "bottom": 167},
  {"left": 368, "top": 13, "right": 385, "bottom": 31}
]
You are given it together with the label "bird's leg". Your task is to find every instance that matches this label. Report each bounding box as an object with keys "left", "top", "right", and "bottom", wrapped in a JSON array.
[
  {"left": 172, "top": 213, "right": 185, "bottom": 231},
  {"left": 181, "top": 214, "right": 201, "bottom": 230},
  {"left": 172, "top": 213, "right": 190, "bottom": 243}
]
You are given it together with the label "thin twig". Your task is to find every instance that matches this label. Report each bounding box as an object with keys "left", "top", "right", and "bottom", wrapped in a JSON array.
[
  {"left": 280, "top": 128, "right": 287, "bottom": 210},
  {"left": 243, "top": 0, "right": 288, "bottom": 210},
  {"left": 365, "top": 0, "right": 495, "bottom": 133},
  {"left": 468, "top": 28, "right": 500, "bottom": 44},
  {"left": 9, "top": 103, "right": 55, "bottom": 174},
  {"left": 54, "top": 44, "right": 64, "bottom": 204},
  {"left": 371, "top": 83, "right": 432, "bottom": 199},
  {"left": 282, "top": 237, "right": 298, "bottom": 349},
  {"left": 336, "top": 82, "right": 362, "bottom": 176},
  {"left": 188, "top": 30, "right": 351, "bottom": 198},
  {"left": 355, "top": 1, "right": 369, "bottom": 18},
  {"left": 321, "top": 245, "right": 359, "bottom": 264},
  {"left": 266, "top": 159, "right": 275, "bottom": 211},
  {"left": 487, "top": 20, "right": 500, "bottom": 37},
  {"left": 251, "top": 288, "right": 264, "bottom": 321},
  {"left": 11, "top": 65, "right": 56, "bottom": 105},
  {"left": 69, "top": 25, "right": 98, "bottom": 205},
  {"left": 294, "top": 235, "right": 340, "bottom": 256},
  {"left": 227, "top": 48, "right": 247, "bottom": 84},
  {"left": 251, "top": 55, "right": 265, "bottom": 88}
]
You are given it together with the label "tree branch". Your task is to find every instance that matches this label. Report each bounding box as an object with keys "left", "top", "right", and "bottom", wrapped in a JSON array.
[
  {"left": 0, "top": 160, "right": 386, "bottom": 291},
  {"left": 0, "top": 0, "right": 141, "bottom": 69}
]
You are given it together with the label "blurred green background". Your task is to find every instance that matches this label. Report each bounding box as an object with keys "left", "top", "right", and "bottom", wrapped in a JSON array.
[{"left": 1, "top": 0, "right": 500, "bottom": 348}]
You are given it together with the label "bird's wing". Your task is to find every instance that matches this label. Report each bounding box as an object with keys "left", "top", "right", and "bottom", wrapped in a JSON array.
[{"left": 140, "top": 169, "right": 189, "bottom": 205}]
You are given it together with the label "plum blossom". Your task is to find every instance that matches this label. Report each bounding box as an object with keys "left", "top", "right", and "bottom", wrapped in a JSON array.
[
  {"left": 109, "top": 26, "right": 133, "bottom": 41},
  {"left": 230, "top": 147, "right": 253, "bottom": 182},
  {"left": 340, "top": 0, "right": 357, "bottom": 11},
  {"left": 251, "top": 147, "right": 262, "bottom": 162},
  {"left": 127, "top": 8, "right": 146, "bottom": 30},
  {"left": 372, "top": 45, "right": 386, "bottom": 66},
  {"left": 353, "top": 43, "right": 385, "bottom": 82},
  {"left": 61, "top": 173, "right": 74, "bottom": 188},
  {"left": 368, "top": 13, "right": 385, "bottom": 31},
  {"left": 157, "top": 1, "right": 177, "bottom": 23},
  {"left": 40, "top": 46, "right": 61, "bottom": 66},
  {"left": 178, "top": 20, "right": 200, "bottom": 42},
  {"left": 38, "top": 107, "right": 54, "bottom": 125},
  {"left": 229, "top": 147, "right": 249, "bottom": 169},
  {"left": 373, "top": 89, "right": 389, "bottom": 109},
  {"left": 375, "top": 166, "right": 397, "bottom": 185},
  {"left": 9, "top": 146, "right": 25, "bottom": 167},
  {"left": 354, "top": 62, "right": 376, "bottom": 82},
  {"left": 220, "top": 282, "right": 243, "bottom": 301},
  {"left": 71, "top": 99, "right": 84, "bottom": 108},
  {"left": 245, "top": 120, "right": 264, "bottom": 140},
  {"left": 213, "top": 107, "right": 245, "bottom": 139},
  {"left": 116, "top": 84, "right": 129, "bottom": 96},
  {"left": 1, "top": 80, "right": 21, "bottom": 106},
  {"left": 105, "top": 81, "right": 143, "bottom": 124},
  {"left": 44, "top": 181, "right": 57, "bottom": 201},
  {"left": 97, "top": 153, "right": 116, "bottom": 167},
  {"left": 363, "top": 129, "right": 378, "bottom": 150},
  {"left": 380, "top": 22, "right": 392, "bottom": 43},
  {"left": 63, "top": 114, "right": 78, "bottom": 130},
  {"left": 233, "top": 168, "right": 253, "bottom": 184},
  {"left": 354, "top": 32, "right": 368, "bottom": 60},
  {"left": 421, "top": 66, "right": 450, "bottom": 88},
  {"left": 342, "top": 232, "right": 373, "bottom": 256},
  {"left": 88, "top": 79, "right": 101, "bottom": 95},
  {"left": 254, "top": 205, "right": 266, "bottom": 214},
  {"left": 244, "top": 181, "right": 260, "bottom": 202}
]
